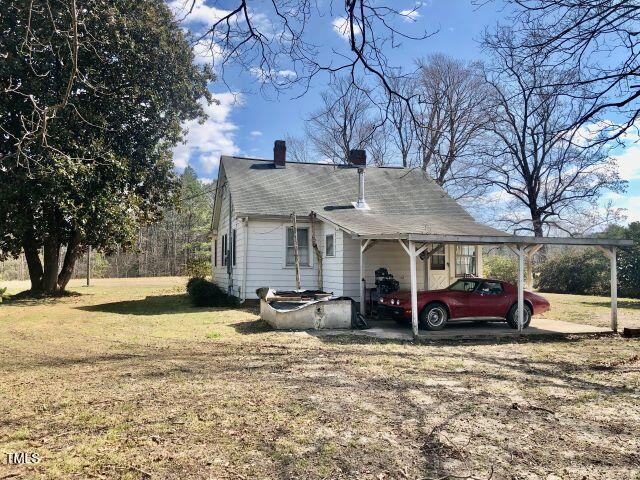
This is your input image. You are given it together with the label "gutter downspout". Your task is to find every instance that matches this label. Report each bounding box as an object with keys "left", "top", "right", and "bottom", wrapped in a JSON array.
[
  {"left": 241, "top": 216, "right": 249, "bottom": 303},
  {"left": 227, "top": 190, "right": 233, "bottom": 295}
]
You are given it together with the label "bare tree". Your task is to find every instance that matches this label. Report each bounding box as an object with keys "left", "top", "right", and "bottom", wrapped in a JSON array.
[
  {"left": 502, "top": 0, "right": 640, "bottom": 140},
  {"left": 305, "top": 77, "right": 380, "bottom": 164},
  {"left": 480, "top": 28, "right": 625, "bottom": 237},
  {"left": 414, "top": 54, "right": 492, "bottom": 199},
  {"left": 385, "top": 76, "right": 416, "bottom": 167},
  {"left": 368, "top": 121, "right": 393, "bottom": 166},
  {"left": 284, "top": 134, "right": 312, "bottom": 163},
  {"left": 172, "top": 0, "right": 435, "bottom": 118}
]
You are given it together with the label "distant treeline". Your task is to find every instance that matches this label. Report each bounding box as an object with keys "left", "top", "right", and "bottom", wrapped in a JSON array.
[{"left": 0, "top": 167, "right": 213, "bottom": 281}]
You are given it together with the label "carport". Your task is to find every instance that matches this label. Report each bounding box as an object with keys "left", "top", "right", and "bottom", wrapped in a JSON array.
[{"left": 314, "top": 211, "right": 633, "bottom": 339}]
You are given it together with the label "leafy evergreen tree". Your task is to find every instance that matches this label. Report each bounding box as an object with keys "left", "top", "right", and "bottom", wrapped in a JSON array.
[{"left": 0, "top": 0, "right": 213, "bottom": 293}]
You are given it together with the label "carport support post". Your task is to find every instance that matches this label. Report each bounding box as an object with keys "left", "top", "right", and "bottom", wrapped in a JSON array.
[
  {"left": 517, "top": 245, "right": 525, "bottom": 333},
  {"left": 597, "top": 246, "right": 618, "bottom": 332},
  {"left": 608, "top": 246, "right": 618, "bottom": 332},
  {"left": 409, "top": 241, "right": 419, "bottom": 338},
  {"left": 359, "top": 239, "right": 365, "bottom": 316},
  {"left": 611, "top": 247, "right": 618, "bottom": 332}
]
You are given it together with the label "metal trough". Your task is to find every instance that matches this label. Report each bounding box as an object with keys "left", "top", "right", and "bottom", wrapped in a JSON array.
[{"left": 257, "top": 288, "right": 352, "bottom": 330}]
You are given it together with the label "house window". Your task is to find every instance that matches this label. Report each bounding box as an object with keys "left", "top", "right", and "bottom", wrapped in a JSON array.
[
  {"left": 325, "top": 233, "right": 335, "bottom": 257},
  {"left": 286, "top": 227, "right": 310, "bottom": 266},
  {"left": 221, "top": 234, "right": 227, "bottom": 267},
  {"left": 430, "top": 245, "right": 445, "bottom": 270},
  {"left": 214, "top": 239, "right": 218, "bottom": 267},
  {"left": 455, "top": 245, "right": 476, "bottom": 276}
]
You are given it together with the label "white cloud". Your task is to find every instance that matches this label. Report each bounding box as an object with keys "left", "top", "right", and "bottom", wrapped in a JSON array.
[
  {"left": 172, "top": 92, "right": 241, "bottom": 174},
  {"left": 249, "top": 67, "right": 297, "bottom": 84},
  {"left": 332, "top": 17, "right": 361, "bottom": 40},
  {"left": 191, "top": 39, "right": 224, "bottom": 65},
  {"left": 627, "top": 197, "right": 640, "bottom": 223},
  {"left": 168, "top": 0, "right": 230, "bottom": 25},
  {"left": 200, "top": 178, "right": 214, "bottom": 185},
  {"left": 399, "top": 9, "right": 421, "bottom": 22},
  {"left": 250, "top": 130, "right": 263, "bottom": 137},
  {"left": 612, "top": 144, "right": 640, "bottom": 181}
]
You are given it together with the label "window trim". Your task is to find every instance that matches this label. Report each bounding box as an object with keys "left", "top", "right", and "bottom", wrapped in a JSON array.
[
  {"left": 455, "top": 245, "right": 477, "bottom": 277},
  {"left": 430, "top": 244, "right": 446, "bottom": 271},
  {"left": 221, "top": 234, "right": 227, "bottom": 267},
  {"left": 325, "top": 233, "right": 335, "bottom": 257},
  {"left": 283, "top": 225, "right": 312, "bottom": 268}
]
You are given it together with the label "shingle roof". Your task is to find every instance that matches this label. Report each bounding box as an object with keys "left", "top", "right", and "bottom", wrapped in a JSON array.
[{"left": 220, "top": 156, "right": 509, "bottom": 238}]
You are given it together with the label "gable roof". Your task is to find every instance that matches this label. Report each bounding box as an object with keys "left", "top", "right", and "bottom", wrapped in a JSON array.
[{"left": 219, "top": 156, "right": 509, "bottom": 238}]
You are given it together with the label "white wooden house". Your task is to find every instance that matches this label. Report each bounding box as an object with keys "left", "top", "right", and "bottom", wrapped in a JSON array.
[{"left": 211, "top": 141, "right": 508, "bottom": 303}]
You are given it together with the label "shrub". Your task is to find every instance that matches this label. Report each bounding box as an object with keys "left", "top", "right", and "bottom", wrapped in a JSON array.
[
  {"left": 483, "top": 254, "right": 519, "bottom": 284},
  {"left": 186, "top": 277, "right": 238, "bottom": 307},
  {"left": 0, "top": 287, "right": 7, "bottom": 304},
  {"left": 537, "top": 248, "right": 609, "bottom": 296}
]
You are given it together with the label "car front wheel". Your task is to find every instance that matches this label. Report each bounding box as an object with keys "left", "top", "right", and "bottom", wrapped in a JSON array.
[
  {"left": 506, "top": 304, "right": 532, "bottom": 329},
  {"left": 420, "top": 303, "right": 448, "bottom": 331}
]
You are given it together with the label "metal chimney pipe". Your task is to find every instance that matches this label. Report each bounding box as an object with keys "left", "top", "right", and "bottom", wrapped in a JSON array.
[
  {"left": 356, "top": 167, "right": 366, "bottom": 209},
  {"left": 348, "top": 149, "right": 369, "bottom": 210}
]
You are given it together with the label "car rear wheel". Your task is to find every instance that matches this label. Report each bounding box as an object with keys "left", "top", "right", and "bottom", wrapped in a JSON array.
[
  {"left": 420, "top": 303, "right": 448, "bottom": 331},
  {"left": 506, "top": 304, "right": 532, "bottom": 329}
]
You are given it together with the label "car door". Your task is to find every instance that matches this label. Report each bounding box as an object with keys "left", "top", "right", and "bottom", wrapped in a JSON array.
[
  {"left": 470, "top": 281, "right": 510, "bottom": 318},
  {"left": 447, "top": 279, "right": 480, "bottom": 318}
]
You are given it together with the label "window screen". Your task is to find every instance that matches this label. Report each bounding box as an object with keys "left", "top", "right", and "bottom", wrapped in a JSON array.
[
  {"left": 430, "top": 245, "right": 445, "bottom": 270},
  {"left": 325, "top": 234, "right": 335, "bottom": 257},
  {"left": 455, "top": 245, "right": 476, "bottom": 276},
  {"left": 286, "top": 227, "right": 310, "bottom": 266}
]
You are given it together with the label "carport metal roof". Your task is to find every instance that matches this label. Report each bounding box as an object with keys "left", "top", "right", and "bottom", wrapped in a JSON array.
[
  {"left": 314, "top": 209, "right": 633, "bottom": 339},
  {"left": 313, "top": 211, "right": 633, "bottom": 247}
]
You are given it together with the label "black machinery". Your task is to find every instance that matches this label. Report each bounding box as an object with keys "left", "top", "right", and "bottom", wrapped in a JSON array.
[{"left": 367, "top": 267, "right": 400, "bottom": 316}]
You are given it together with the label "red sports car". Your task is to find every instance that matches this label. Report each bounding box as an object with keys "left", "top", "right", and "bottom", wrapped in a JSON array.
[{"left": 378, "top": 278, "right": 550, "bottom": 330}]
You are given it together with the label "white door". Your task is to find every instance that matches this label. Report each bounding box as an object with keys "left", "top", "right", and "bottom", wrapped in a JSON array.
[{"left": 427, "top": 244, "right": 449, "bottom": 290}]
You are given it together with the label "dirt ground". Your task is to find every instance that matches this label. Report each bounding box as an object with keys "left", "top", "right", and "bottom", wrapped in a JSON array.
[{"left": 0, "top": 277, "right": 638, "bottom": 479}]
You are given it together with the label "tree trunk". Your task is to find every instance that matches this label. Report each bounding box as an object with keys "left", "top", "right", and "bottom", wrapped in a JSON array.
[
  {"left": 41, "top": 237, "right": 61, "bottom": 293},
  {"left": 531, "top": 214, "right": 544, "bottom": 238},
  {"left": 57, "top": 230, "right": 82, "bottom": 290},
  {"left": 22, "top": 238, "right": 44, "bottom": 292}
]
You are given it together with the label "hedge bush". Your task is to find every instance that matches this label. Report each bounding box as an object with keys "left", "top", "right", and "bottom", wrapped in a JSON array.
[
  {"left": 186, "top": 277, "right": 239, "bottom": 307},
  {"left": 536, "top": 248, "right": 610, "bottom": 296},
  {"left": 483, "top": 255, "right": 519, "bottom": 284}
]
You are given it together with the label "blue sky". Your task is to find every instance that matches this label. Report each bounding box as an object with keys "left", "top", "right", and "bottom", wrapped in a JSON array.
[{"left": 169, "top": 0, "right": 640, "bottom": 224}]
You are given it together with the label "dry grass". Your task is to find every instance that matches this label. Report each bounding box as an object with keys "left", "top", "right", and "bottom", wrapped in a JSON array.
[{"left": 0, "top": 278, "right": 639, "bottom": 479}]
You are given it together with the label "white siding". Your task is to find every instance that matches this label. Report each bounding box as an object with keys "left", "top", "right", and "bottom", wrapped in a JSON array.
[
  {"left": 244, "top": 219, "right": 321, "bottom": 298},
  {"left": 212, "top": 188, "right": 247, "bottom": 298},
  {"left": 321, "top": 224, "right": 344, "bottom": 296},
  {"left": 214, "top": 206, "right": 485, "bottom": 302},
  {"left": 341, "top": 232, "right": 361, "bottom": 299}
]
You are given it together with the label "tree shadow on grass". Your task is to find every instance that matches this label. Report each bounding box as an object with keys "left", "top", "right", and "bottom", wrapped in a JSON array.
[
  {"left": 581, "top": 300, "right": 640, "bottom": 309},
  {"left": 77, "top": 294, "right": 236, "bottom": 316},
  {"left": 230, "top": 319, "right": 274, "bottom": 334},
  {"left": 3, "top": 290, "right": 83, "bottom": 307}
]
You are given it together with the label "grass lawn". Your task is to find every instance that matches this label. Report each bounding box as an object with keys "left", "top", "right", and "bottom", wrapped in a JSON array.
[{"left": 0, "top": 277, "right": 639, "bottom": 479}]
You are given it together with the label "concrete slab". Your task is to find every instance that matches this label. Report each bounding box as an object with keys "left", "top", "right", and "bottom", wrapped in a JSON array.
[{"left": 301, "top": 318, "right": 611, "bottom": 342}]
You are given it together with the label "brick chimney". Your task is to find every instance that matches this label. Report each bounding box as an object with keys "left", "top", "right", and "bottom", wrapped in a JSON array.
[
  {"left": 274, "top": 140, "right": 286, "bottom": 168},
  {"left": 348, "top": 149, "right": 366, "bottom": 167}
]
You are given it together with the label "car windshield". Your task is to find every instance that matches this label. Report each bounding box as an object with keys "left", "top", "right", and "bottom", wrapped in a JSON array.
[{"left": 447, "top": 279, "right": 480, "bottom": 292}]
